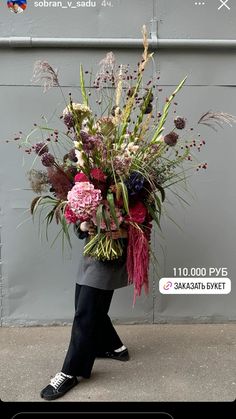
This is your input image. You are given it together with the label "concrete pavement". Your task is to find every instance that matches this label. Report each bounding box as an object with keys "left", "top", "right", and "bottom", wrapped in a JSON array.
[{"left": 0, "top": 324, "right": 235, "bottom": 402}]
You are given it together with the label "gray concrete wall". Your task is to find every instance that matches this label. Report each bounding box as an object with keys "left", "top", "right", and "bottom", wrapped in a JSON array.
[{"left": 0, "top": 0, "right": 235, "bottom": 325}]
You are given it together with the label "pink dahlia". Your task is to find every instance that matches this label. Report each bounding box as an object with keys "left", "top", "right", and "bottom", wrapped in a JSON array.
[
  {"left": 90, "top": 168, "right": 107, "bottom": 183},
  {"left": 64, "top": 205, "right": 79, "bottom": 224},
  {"left": 74, "top": 172, "right": 89, "bottom": 183},
  {"left": 67, "top": 181, "right": 102, "bottom": 221},
  {"left": 125, "top": 201, "right": 147, "bottom": 224}
]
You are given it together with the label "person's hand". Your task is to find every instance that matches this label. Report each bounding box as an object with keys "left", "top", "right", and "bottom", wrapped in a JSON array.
[
  {"left": 79, "top": 221, "right": 96, "bottom": 235},
  {"left": 106, "top": 227, "right": 128, "bottom": 240},
  {"left": 88, "top": 222, "right": 97, "bottom": 236}
]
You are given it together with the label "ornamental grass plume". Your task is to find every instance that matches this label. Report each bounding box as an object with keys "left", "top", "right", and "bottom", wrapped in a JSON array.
[
  {"left": 28, "top": 169, "right": 49, "bottom": 194},
  {"left": 47, "top": 167, "right": 73, "bottom": 200},
  {"left": 198, "top": 111, "right": 236, "bottom": 131},
  {"left": 95, "top": 52, "right": 116, "bottom": 88},
  {"left": 31, "top": 60, "right": 59, "bottom": 93}
]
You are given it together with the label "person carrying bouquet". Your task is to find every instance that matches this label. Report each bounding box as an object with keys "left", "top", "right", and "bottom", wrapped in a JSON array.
[{"left": 40, "top": 220, "right": 130, "bottom": 401}]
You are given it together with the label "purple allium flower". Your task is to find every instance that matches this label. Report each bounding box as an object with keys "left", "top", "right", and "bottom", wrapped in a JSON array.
[
  {"left": 164, "top": 132, "right": 179, "bottom": 147},
  {"left": 125, "top": 172, "right": 145, "bottom": 196},
  {"left": 63, "top": 112, "right": 74, "bottom": 129},
  {"left": 68, "top": 148, "right": 78, "bottom": 162},
  {"left": 41, "top": 153, "right": 55, "bottom": 167},
  {"left": 174, "top": 117, "right": 186, "bottom": 130},
  {"left": 144, "top": 104, "right": 153, "bottom": 114},
  {"left": 80, "top": 131, "right": 103, "bottom": 154},
  {"left": 80, "top": 130, "right": 90, "bottom": 143},
  {"left": 34, "top": 142, "right": 49, "bottom": 156}
]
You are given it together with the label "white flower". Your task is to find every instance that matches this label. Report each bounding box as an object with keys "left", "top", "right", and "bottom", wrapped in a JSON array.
[
  {"left": 63, "top": 103, "right": 91, "bottom": 117},
  {"left": 75, "top": 150, "right": 85, "bottom": 168},
  {"left": 127, "top": 142, "right": 140, "bottom": 153},
  {"left": 80, "top": 221, "right": 90, "bottom": 232},
  {"left": 73, "top": 141, "right": 81, "bottom": 149}
]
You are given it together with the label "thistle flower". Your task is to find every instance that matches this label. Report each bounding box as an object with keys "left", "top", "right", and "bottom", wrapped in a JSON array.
[
  {"left": 164, "top": 132, "right": 179, "bottom": 147},
  {"left": 174, "top": 116, "right": 186, "bottom": 130},
  {"left": 31, "top": 60, "right": 59, "bottom": 93},
  {"left": 34, "top": 142, "right": 49, "bottom": 156},
  {"left": 41, "top": 153, "right": 55, "bottom": 167}
]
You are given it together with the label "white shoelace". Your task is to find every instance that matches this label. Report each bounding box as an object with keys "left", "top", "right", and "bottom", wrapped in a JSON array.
[
  {"left": 50, "top": 372, "right": 71, "bottom": 390},
  {"left": 114, "top": 345, "right": 127, "bottom": 353}
]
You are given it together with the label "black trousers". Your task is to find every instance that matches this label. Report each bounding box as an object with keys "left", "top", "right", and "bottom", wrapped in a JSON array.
[{"left": 61, "top": 284, "right": 123, "bottom": 378}]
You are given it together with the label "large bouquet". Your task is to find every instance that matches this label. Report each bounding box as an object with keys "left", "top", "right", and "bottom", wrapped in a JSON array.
[{"left": 9, "top": 26, "right": 235, "bottom": 303}]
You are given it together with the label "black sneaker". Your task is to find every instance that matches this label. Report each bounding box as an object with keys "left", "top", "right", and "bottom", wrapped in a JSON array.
[
  {"left": 96, "top": 347, "right": 130, "bottom": 362},
  {"left": 40, "top": 372, "right": 78, "bottom": 401}
]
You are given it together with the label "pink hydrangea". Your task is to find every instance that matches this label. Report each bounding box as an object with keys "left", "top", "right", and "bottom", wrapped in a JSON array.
[
  {"left": 92, "top": 204, "right": 123, "bottom": 231},
  {"left": 67, "top": 181, "right": 102, "bottom": 221}
]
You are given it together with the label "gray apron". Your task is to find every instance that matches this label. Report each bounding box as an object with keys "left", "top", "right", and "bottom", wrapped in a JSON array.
[{"left": 74, "top": 225, "right": 129, "bottom": 290}]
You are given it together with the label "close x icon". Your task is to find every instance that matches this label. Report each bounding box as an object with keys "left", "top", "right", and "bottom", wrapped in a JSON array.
[{"left": 218, "top": 0, "right": 231, "bottom": 10}]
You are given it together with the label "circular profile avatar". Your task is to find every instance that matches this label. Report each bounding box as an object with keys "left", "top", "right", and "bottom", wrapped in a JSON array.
[{"left": 7, "top": 0, "right": 27, "bottom": 14}]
